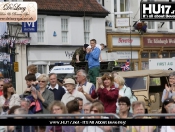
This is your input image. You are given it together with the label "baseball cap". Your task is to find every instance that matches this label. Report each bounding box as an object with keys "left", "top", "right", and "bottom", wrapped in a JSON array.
[{"left": 84, "top": 44, "right": 89, "bottom": 49}]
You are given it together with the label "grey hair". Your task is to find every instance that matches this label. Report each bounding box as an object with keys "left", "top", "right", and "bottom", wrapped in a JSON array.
[
  {"left": 169, "top": 72, "right": 175, "bottom": 77},
  {"left": 49, "top": 73, "right": 57, "bottom": 78},
  {"left": 20, "top": 98, "right": 31, "bottom": 107},
  {"left": 168, "top": 104, "right": 175, "bottom": 113},
  {"left": 15, "top": 108, "right": 28, "bottom": 115},
  {"left": 77, "top": 69, "right": 87, "bottom": 78},
  {"left": 83, "top": 102, "right": 92, "bottom": 107}
]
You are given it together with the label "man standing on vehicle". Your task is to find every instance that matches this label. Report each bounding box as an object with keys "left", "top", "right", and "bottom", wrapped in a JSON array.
[
  {"left": 70, "top": 44, "right": 89, "bottom": 73},
  {"left": 85, "top": 39, "right": 100, "bottom": 86}
]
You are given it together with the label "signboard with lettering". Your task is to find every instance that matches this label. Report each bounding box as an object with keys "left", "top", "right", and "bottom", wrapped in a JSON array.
[
  {"left": 112, "top": 36, "right": 140, "bottom": 46},
  {"left": 22, "top": 21, "right": 37, "bottom": 32},
  {"left": 107, "top": 51, "right": 138, "bottom": 60},
  {"left": 149, "top": 58, "right": 175, "bottom": 70},
  {"left": 143, "top": 37, "right": 175, "bottom": 47},
  {"left": 115, "top": 18, "right": 130, "bottom": 27}
]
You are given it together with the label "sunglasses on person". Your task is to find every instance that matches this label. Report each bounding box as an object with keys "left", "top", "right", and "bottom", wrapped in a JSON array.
[{"left": 38, "top": 81, "right": 46, "bottom": 83}]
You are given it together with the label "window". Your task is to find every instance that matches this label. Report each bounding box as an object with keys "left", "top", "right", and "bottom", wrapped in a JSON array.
[
  {"left": 142, "top": 62, "right": 149, "bottom": 70},
  {"left": 150, "top": 78, "right": 161, "bottom": 86},
  {"left": 61, "top": 18, "right": 68, "bottom": 43},
  {"left": 125, "top": 77, "right": 147, "bottom": 91},
  {"left": 97, "top": 0, "right": 104, "bottom": 6},
  {"left": 148, "top": 22, "right": 155, "bottom": 29},
  {"left": 147, "top": 0, "right": 155, "bottom": 29},
  {"left": 141, "top": 53, "right": 149, "bottom": 58},
  {"left": 150, "top": 53, "right": 158, "bottom": 58},
  {"left": 120, "top": 0, "right": 129, "bottom": 17},
  {"left": 120, "top": 0, "right": 129, "bottom": 12},
  {"left": 37, "top": 65, "right": 46, "bottom": 74},
  {"left": 169, "top": 21, "right": 173, "bottom": 29},
  {"left": 37, "top": 18, "right": 44, "bottom": 43},
  {"left": 162, "top": 52, "right": 169, "bottom": 58},
  {"left": 170, "top": 52, "right": 175, "bottom": 57},
  {"left": 114, "top": 0, "right": 117, "bottom": 12},
  {"left": 84, "top": 20, "right": 90, "bottom": 44}
]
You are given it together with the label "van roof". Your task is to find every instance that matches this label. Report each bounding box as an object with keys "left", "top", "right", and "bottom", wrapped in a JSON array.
[
  {"left": 117, "top": 69, "right": 174, "bottom": 78},
  {"left": 50, "top": 65, "right": 74, "bottom": 74}
]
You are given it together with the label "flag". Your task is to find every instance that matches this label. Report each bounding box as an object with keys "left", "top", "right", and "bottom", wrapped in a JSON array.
[{"left": 121, "top": 60, "right": 130, "bottom": 71}]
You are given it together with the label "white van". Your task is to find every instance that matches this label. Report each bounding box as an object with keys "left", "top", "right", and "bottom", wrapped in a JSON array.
[{"left": 49, "top": 65, "right": 74, "bottom": 82}]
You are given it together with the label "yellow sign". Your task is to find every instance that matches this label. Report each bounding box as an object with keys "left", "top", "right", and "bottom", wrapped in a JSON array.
[{"left": 14, "top": 62, "right": 19, "bottom": 72}]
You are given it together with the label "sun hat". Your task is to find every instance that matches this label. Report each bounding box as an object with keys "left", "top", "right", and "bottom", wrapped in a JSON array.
[{"left": 63, "top": 78, "right": 75, "bottom": 86}]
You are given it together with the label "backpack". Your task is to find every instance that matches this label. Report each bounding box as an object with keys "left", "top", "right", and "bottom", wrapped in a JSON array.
[{"left": 124, "top": 87, "right": 138, "bottom": 102}]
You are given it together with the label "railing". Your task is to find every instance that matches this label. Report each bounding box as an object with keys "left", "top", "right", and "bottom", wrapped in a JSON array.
[{"left": 0, "top": 113, "right": 123, "bottom": 132}]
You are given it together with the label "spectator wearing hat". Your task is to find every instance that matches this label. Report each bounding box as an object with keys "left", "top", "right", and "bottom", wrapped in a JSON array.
[
  {"left": 61, "top": 78, "right": 87, "bottom": 105},
  {"left": 70, "top": 44, "right": 89, "bottom": 73}
]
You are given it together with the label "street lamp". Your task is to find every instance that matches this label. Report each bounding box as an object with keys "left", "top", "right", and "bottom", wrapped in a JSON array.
[{"left": 7, "top": 22, "right": 22, "bottom": 89}]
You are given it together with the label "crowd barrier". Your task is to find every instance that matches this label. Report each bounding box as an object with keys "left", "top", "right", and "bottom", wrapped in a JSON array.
[{"left": 0, "top": 113, "right": 124, "bottom": 132}]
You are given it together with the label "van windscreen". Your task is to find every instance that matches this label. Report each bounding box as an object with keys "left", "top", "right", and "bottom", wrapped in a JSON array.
[{"left": 125, "top": 77, "right": 147, "bottom": 91}]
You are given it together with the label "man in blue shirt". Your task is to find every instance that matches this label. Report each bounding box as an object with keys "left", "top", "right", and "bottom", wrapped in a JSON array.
[{"left": 85, "top": 39, "right": 100, "bottom": 86}]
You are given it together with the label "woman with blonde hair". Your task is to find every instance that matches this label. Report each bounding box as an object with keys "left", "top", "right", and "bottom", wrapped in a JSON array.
[
  {"left": 114, "top": 75, "right": 136, "bottom": 113},
  {"left": 91, "top": 73, "right": 118, "bottom": 113},
  {"left": 27, "top": 74, "right": 54, "bottom": 114}
]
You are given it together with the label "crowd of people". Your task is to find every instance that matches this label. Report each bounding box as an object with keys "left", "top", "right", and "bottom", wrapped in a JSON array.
[{"left": 0, "top": 39, "right": 175, "bottom": 132}]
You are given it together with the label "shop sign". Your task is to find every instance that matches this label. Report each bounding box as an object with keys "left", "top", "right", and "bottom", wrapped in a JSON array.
[
  {"left": 107, "top": 51, "right": 138, "bottom": 60},
  {"left": 143, "top": 37, "right": 175, "bottom": 47},
  {"left": 112, "top": 36, "right": 140, "bottom": 46}
]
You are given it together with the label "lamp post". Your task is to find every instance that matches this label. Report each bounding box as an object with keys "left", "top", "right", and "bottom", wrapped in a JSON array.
[{"left": 7, "top": 22, "right": 21, "bottom": 89}]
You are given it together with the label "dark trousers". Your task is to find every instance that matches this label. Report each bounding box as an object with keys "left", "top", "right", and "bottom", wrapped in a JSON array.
[{"left": 88, "top": 66, "right": 100, "bottom": 86}]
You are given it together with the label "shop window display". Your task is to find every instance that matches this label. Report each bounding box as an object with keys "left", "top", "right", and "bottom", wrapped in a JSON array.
[{"left": 0, "top": 38, "right": 12, "bottom": 83}]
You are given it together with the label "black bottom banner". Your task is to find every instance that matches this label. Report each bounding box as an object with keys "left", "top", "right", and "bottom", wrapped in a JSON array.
[{"left": 0, "top": 119, "right": 174, "bottom": 126}]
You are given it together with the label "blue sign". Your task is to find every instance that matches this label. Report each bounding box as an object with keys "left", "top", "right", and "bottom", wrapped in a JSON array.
[{"left": 22, "top": 21, "right": 37, "bottom": 32}]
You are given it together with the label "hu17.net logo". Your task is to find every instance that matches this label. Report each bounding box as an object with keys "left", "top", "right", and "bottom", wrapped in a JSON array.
[{"left": 140, "top": 2, "right": 175, "bottom": 21}]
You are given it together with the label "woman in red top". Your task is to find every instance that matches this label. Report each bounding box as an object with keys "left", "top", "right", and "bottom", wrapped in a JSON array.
[{"left": 91, "top": 73, "right": 119, "bottom": 113}]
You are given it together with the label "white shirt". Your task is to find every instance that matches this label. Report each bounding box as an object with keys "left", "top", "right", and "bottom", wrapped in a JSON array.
[
  {"left": 61, "top": 89, "right": 87, "bottom": 105},
  {"left": 88, "top": 44, "right": 101, "bottom": 50},
  {"left": 48, "top": 84, "right": 59, "bottom": 90}
]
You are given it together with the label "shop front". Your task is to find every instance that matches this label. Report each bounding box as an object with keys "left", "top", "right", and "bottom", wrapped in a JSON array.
[
  {"left": 107, "top": 32, "right": 175, "bottom": 70},
  {"left": 27, "top": 45, "right": 109, "bottom": 74},
  {"left": 107, "top": 33, "right": 140, "bottom": 70}
]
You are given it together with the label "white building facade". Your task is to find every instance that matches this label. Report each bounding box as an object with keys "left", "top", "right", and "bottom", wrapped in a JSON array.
[
  {"left": 98, "top": 0, "right": 175, "bottom": 32},
  {"left": 27, "top": 0, "right": 109, "bottom": 74}
]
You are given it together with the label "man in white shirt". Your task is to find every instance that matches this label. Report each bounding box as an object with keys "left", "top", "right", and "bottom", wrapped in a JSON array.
[
  {"left": 75, "top": 69, "right": 96, "bottom": 103},
  {"left": 48, "top": 73, "right": 65, "bottom": 101},
  {"left": 87, "top": 43, "right": 106, "bottom": 61}
]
